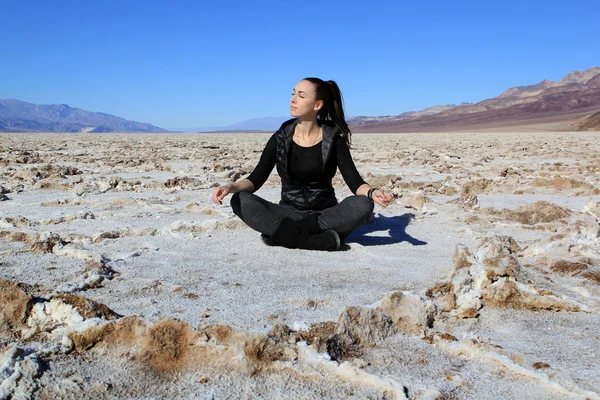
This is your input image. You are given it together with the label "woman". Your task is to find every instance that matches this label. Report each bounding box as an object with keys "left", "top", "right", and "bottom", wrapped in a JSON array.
[{"left": 211, "top": 78, "right": 393, "bottom": 251}]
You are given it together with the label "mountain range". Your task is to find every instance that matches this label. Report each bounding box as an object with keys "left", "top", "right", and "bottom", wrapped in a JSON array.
[
  {"left": 0, "top": 99, "right": 168, "bottom": 133},
  {"left": 2, "top": 66, "right": 600, "bottom": 133},
  {"left": 348, "top": 66, "right": 600, "bottom": 132}
]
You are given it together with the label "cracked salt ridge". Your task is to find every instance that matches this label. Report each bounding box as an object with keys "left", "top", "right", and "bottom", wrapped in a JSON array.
[
  {"left": 167, "top": 218, "right": 248, "bottom": 236},
  {"left": 433, "top": 237, "right": 589, "bottom": 317},
  {"left": 438, "top": 340, "right": 600, "bottom": 400},
  {"left": 4, "top": 190, "right": 208, "bottom": 224},
  {"left": 290, "top": 228, "right": 600, "bottom": 396},
  {"left": 22, "top": 299, "right": 106, "bottom": 343},
  {"left": 0, "top": 344, "right": 45, "bottom": 400},
  {"left": 470, "top": 307, "right": 600, "bottom": 396},
  {"left": 2, "top": 287, "right": 428, "bottom": 399},
  {"left": 2, "top": 292, "right": 406, "bottom": 398},
  {"left": 295, "top": 342, "right": 410, "bottom": 400},
  {"left": 0, "top": 300, "right": 108, "bottom": 400},
  {"left": 477, "top": 194, "right": 600, "bottom": 211},
  {"left": 0, "top": 273, "right": 459, "bottom": 399},
  {"left": 0, "top": 230, "right": 119, "bottom": 293},
  {"left": 49, "top": 244, "right": 117, "bottom": 294},
  {"left": 359, "top": 329, "right": 597, "bottom": 400}
]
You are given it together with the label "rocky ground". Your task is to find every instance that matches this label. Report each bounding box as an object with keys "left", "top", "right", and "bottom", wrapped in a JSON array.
[{"left": 1, "top": 132, "right": 599, "bottom": 399}]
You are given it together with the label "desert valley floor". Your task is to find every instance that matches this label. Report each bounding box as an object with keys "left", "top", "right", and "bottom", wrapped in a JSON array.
[{"left": 1, "top": 132, "right": 600, "bottom": 399}]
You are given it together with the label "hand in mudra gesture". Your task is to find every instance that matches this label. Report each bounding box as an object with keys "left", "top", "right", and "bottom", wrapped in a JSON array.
[
  {"left": 211, "top": 184, "right": 231, "bottom": 205},
  {"left": 372, "top": 189, "right": 393, "bottom": 208}
]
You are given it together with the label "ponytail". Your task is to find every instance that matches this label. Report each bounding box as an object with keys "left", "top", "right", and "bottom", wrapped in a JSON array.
[{"left": 303, "top": 77, "right": 352, "bottom": 148}]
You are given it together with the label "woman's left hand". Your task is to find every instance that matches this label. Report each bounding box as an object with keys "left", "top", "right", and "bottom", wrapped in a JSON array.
[{"left": 372, "top": 189, "right": 393, "bottom": 208}]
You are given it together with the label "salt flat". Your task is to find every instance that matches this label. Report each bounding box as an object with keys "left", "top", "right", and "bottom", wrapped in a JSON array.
[{"left": 1, "top": 132, "right": 599, "bottom": 399}]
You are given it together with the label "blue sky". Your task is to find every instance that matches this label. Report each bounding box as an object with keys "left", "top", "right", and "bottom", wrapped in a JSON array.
[{"left": 3, "top": 0, "right": 599, "bottom": 129}]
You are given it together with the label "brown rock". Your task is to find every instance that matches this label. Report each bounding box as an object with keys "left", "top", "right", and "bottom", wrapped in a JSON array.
[
  {"left": 31, "top": 233, "right": 66, "bottom": 253},
  {"left": 337, "top": 306, "right": 398, "bottom": 346},
  {"left": 583, "top": 199, "right": 600, "bottom": 218},
  {"left": 204, "top": 324, "right": 235, "bottom": 343},
  {"left": 143, "top": 319, "right": 197, "bottom": 373},
  {"left": 402, "top": 192, "right": 433, "bottom": 210},
  {"left": 425, "top": 282, "right": 454, "bottom": 297},
  {"left": 482, "top": 278, "right": 581, "bottom": 312},
  {"left": 92, "top": 231, "right": 121, "bottom": 243},
  {"left": 532, "top": 362, "right": 551, "bottom": 369},
  {"left": 0, "top": 279, "right": 35, "bottom": 336},
  {"left": 461, "top": 194, "right": 480, "bottom": 211},
  {"left": 453, "top": 244, "right": 475, "bottom": 269},
  {"left": 377, "top": 292, "right": 434, "bottom": 335},
  {"left": 425, "top": 282, "right": 456, "bottom": 314},
  {"left": 476, "top": 236, "right": 521, "bottom": 280},
  {"left": 69, "top": 315, "right": 145, "bottom": 352},
  {"left": 581, "top": 271, "right": 600, "bottom": 285},
  {"left": 243, "top": 335, "right": 288, "bottom": 371},
  {"left": 496, "top": 201, "right": 572, "bottom": 225},
  {"left": 69, "top": 321, "right": 117, "bottom": 351},
  {"left": 267, "top": 324, "right": 290, "bottom": 342},
  {"left": 0, "top": 231, "right": 35, "bottom": 243},
  {"left": 460, "top": 179, "right": 493, "bottom": 196},
  {"left": 367, "top": 174, "right": 400, "bottom": 189},
  {"left": 297, "top": 321, "right": 339, "bottom": 355},
  {"left": 549, "top": 259, "right": 588, "bottom": 274},
  {"left": 457, "top": 307, "right": 480, "bottom": 319},
  {"left": 54, "top": 294, "right": 121, "bottom": 320}
]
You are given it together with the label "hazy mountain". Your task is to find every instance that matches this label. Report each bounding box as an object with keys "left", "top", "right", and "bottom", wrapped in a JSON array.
[
  {"left": 171, "top": 116, "right": 290, "bottom": 133},
  {"left": 399, "top": 103, "right": 473, "bottom": 117},
  {"left": 349, "top": 66, "right": 600, "bottom": 132},
  {"left": 350, "top": 104, "right": 472, "bottom": 127},
  {"left": 0, "top": 99, "right": 169, "bottom": 133},
  {"left": 223, "top": 116, "right": 290, "bottom": 131}
]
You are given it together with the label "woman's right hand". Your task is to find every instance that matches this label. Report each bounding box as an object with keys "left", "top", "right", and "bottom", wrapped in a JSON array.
[{"left": 212, "top": 184, "right": 231, "bottom": 205}]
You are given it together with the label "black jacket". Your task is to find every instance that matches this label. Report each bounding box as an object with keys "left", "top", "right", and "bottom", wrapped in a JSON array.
[{"left": 276, "top": 118, "right": 339, "bottom": 211}]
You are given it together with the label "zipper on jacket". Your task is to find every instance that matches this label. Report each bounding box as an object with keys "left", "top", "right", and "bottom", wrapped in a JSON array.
[{"left": 301, "top": 185, "right": 309, "bottom": 206}]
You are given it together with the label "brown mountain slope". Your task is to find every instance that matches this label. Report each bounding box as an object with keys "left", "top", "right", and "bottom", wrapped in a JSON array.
[
  {"left": 350, "top": 66, "right": 600, "bottom": 132},
  {"left": 498, "top": 79, "right": 556, "bottom": 99},
  {"left": 574, "top": 111, "right": 600, "bottom": 130},
  {"left": 586, "top": 73, "right": 600, "bottom": 88},
  {"left": 556, "top": 66, "right": 600, "bottom": 85},
  {"left": 352, "top": 89, "right": 600, "bottom": 133}
]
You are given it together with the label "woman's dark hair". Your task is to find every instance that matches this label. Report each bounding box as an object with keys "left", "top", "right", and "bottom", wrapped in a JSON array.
[{"left": 303, "top": 77, "right": 352, "bottom": 148}]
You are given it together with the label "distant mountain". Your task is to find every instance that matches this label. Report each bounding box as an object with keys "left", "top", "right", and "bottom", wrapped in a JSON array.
[
  {"left": 223, "top": 116, "right": 289, "bottom": 131},
  {"left": 0, "top": 99, "right": 168, "bottom": 133},
  {"left": 349, "top": 66, "right": 600, "bottom": 132},
  {"left": 171, "top": 116, "right": 290, "bottom": 133},
  {"left": 350, "top": 104, "right": 472, "bottom": 127},
  {"left": 399, "top": 103, "right": 473, "bottom": 118}
]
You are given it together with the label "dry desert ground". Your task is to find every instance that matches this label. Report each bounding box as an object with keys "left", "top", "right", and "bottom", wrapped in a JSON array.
[{"left": 1, "top": 131, "right": 600, "bottom": 399}]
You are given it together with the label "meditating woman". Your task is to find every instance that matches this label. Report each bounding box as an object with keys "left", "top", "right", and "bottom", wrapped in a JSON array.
[{"left": 211, "top": 78, "right": 393, "bottom": 251}]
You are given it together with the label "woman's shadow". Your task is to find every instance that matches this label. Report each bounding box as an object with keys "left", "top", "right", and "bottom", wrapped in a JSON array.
[{"left": 345, "top": 213, "right": 428, "bottom": 246}]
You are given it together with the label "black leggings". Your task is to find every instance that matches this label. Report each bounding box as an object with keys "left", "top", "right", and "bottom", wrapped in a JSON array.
[{"left": 230, "top": 192, "right": 374, "bottom": 241}]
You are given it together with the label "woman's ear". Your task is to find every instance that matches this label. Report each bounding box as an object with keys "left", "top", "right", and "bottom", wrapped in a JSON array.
[{"left": 314, "top": 100, "right": 324, "bottom": 111}]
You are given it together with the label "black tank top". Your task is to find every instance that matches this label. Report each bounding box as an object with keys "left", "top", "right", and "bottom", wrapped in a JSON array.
[{"left": 288, "top": 141, "right": 323, "bottom": 184}]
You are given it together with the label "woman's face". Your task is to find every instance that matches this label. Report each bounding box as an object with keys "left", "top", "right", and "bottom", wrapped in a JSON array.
[{"left": 290, "top": 80, "right": 323, "bottom": 118}]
